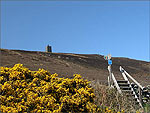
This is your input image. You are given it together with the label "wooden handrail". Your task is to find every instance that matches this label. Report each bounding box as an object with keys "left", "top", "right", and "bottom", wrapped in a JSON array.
[
  {"left": 120, "top": 66, "right": 143, "bottom": 90},
  {"left": 120, "top": 66, "right": 143, "bottom": 108},
  {"left": 108, "top": 76, "right": 110, "bottom": 87},
  {"left": 111, "top": 73, "right": 122, "bottom": 94}
]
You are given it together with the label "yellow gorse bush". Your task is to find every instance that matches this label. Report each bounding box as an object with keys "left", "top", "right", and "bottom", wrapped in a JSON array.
[{"left": 0, "top": 64, "right": 99, "bottom": 113}]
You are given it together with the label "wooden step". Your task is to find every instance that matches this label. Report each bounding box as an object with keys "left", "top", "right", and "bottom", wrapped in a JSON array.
[
  {"left": 122, "top": 90, "right": 133, "bottom": 94},
  {"left": 118, "top": 83, "right": 130, "bottom": 87},
  {"left": 120, "top": 86, "right": 131, "bottom": 90},
  {"left": 117, "top": 80, "right": 128, "bottom": 84}
]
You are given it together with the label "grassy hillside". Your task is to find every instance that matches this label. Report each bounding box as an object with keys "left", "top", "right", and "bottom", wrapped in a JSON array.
[{"left": 0, "top": 49, "right": 150, "bottom": 86}]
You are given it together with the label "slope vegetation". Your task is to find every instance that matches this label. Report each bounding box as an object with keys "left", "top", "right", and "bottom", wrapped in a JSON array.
[{"left": 0, "top": 49, "right": 150, "bottom": 86}]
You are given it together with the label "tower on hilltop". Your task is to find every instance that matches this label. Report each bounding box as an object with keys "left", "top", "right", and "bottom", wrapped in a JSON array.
[{"left": 46, "top": 45, "right": 52, "bottom": 52}]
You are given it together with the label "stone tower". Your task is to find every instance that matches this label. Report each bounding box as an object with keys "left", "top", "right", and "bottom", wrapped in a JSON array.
[{"left": 46, "top": 45, "right": 52, "bottom": 52}]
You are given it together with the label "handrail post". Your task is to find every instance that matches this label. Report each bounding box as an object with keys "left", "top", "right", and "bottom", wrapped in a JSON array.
[
  {"left": 105, "top": 54, "right": 112, "bottom": 87},
  {"left": 108, "top": 65, "right": 112, "bottom": 87},
  {"left": 139, "top": 87, "right": 142, "bottom": 106},
  {"left": 110, "top": 65, "right": 112, "bottom": 87},
  {"left": 120, "top": 66, "right": 128, "bottom": 81},
  {"left": 108, "top": 76, "right": 110, "bottom": 87}
]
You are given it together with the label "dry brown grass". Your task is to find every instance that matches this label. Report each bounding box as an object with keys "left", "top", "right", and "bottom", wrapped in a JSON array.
[{"left": 90, "top": 81, "right": 143, "bottom": 113}]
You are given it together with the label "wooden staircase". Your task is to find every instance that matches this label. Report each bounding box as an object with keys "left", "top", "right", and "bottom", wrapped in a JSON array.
[
  {"left": 117, "top": 80, "right": 139, "bottom": 104},
  {"left": 108, "top": 66, "right": 143, "bottom": 108}
]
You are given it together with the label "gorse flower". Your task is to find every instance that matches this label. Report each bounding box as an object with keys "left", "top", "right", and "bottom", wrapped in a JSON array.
[{"left": 0, "top": 64, "right": 99, "bottom": 113}]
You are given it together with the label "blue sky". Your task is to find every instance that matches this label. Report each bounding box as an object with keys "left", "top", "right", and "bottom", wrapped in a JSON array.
[{"left": 1, "top": 1, "right": 150, "bottom": 61}]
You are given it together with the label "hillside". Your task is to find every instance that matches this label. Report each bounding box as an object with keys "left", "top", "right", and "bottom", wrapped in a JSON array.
[{"left": 0, "top": 49, "right": 150, "bottom": 86}]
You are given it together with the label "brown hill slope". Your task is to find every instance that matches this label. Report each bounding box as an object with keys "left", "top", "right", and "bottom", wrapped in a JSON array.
[{"left": 0, "top": 49, "right": 150, "bottom": 86}]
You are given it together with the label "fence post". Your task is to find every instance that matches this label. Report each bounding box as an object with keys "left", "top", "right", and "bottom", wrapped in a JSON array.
[
  {"left": 108, "top": 65, "right": 112, "bottom": 87},
  {"left": 105, "top": 54, "right": 112, "bottom": 87},
  {"left": 108, "top": 76, "right": 110, "bottom": 87},
  {"left": 109, "top": 65, "right": 112, "bottom": 86}
]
